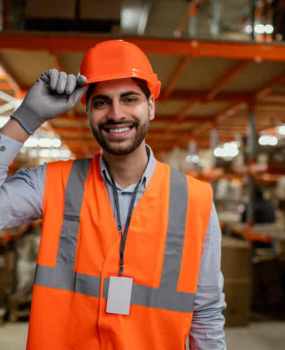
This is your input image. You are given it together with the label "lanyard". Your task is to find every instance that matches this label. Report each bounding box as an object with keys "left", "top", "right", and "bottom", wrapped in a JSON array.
[{"left": 110, "top": 176, "right": 140, "bottom": 275}]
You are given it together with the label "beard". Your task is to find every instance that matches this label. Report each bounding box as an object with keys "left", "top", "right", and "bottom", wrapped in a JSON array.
[{"left": 90, "top": 114, "right": 150, "bottom": 156}]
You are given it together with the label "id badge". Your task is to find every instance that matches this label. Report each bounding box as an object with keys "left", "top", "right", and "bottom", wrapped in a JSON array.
[{"left": 106, "top": 276, "right": 133, "bottom": 315}]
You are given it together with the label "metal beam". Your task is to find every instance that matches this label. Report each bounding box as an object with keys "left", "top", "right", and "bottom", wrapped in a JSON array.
[
  {"left": 50, "top": 52, "right": 62, "bottom": 72},
  {"left": 0, "top": 81, "right": 14, "bottom": 91},
  {"left": 167, "top": 90, "right": 251, "bottom": 103},
  {"left": 1, "top": 34, "right": 285, "bottom": 61},
  {"left": 256, "top": 101, "right": 285, "bottom": 109},
  {"left": 194, "top": 102, "right": 245, "bottom": 136},
  {"left": 255, "top": 71, "right": 285, "bottom": 99},
  {"left": 161, "top": 57, "right": 191, "bottom": 100},
  {"left": 207, "top": 61, "right": 251, "bottom": 101},
  {"left": 269, "top": 93, "right": 285, "bottom": 100},
  {"left": 0, "top": 61, "right": 25, "bottom": 98},
  {"left": 155, "top": 116, "right": 215, "bottom": 124},
  {"left": 162, "top": 100, "right": 199, "bottom": 134},
  {"left": 174, "top": 1, "right": 199, "bottom": 37}
]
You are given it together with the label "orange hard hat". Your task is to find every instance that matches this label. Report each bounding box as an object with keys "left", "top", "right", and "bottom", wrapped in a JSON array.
[{"left": 80, "top": 40, "right": 161, "bottom": 104}]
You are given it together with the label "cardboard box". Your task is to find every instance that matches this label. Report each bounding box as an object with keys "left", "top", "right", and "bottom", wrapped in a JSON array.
[
  {"left": 0, "top": 250, "right": 17, "bottom": 296},
  {"left": 252, "top": 256, "right": 284, "bottom": 305},
  {"left": 221, "top": 237, "right": 252, "bottom": 326},
  {"left": 80, "top": 0, "right": 121, "bottom": 20},
  {"left": 223, "top": 279, "right": 251, "bottom": 327},
  {"left": 25, "top": 0, "right": 76, "bottom": 19},
  {"left": 222, "top": 236, "right": 251, "bottom": 280}
]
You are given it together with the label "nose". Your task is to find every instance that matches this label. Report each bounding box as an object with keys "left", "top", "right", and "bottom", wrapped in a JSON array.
[{"left": 107, "top": 100, "right": 126, "bottom": 122}]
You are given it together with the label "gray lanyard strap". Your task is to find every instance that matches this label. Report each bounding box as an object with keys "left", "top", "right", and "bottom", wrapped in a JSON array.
[{"left": 110, "top": 177, "right": 140, "bottom": 275}]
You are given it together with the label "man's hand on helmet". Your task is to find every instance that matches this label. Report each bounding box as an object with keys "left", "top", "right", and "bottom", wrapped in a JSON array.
[{"left": 11, "top": 69, "right": 88, "bottom": 134}]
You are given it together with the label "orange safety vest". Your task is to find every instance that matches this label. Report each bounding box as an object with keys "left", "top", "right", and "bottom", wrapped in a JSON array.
[{"left": 27, "top": 155, "right": 212, "bottom": 350}]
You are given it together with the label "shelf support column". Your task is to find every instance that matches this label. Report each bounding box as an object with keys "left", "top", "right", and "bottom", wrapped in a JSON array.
[
  {"left": 249, "top": 0, "right": 256, "bottom": 41},
  {"left": 188, "top": 2, "right": 198, "bottom": 37},
  {"left": 211, "top": 0, "right": 221, "bottom": 38},
  {"left": 246, "top": 101, "right": 257, "bottom": 226},
  {"left": 210, "top": 121, "right": 219, "bottom": 198}
]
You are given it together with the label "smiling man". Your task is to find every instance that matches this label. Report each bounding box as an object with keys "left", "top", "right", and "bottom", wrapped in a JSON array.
[
  {"left": 88, "top": 79, "right": 154, "bottom": 156},
  {"left": 0, "top": 40, "right": 226, "bottom": 350}
]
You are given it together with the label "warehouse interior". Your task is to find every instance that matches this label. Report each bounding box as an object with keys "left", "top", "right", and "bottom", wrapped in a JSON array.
[{"left": 0, "top": 0, "right": 285, "bottom": 349}]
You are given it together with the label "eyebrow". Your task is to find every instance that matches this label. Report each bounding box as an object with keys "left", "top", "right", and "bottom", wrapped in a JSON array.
[{"left": 91, "top": 91, "right": 141, "bottom": 101}]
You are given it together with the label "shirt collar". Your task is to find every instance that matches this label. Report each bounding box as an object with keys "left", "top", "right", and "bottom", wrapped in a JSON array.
[{"left": 100, "top": 145, "right": 156, "bottom": 191}]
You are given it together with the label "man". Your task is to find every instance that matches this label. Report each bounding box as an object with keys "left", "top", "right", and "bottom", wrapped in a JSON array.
[{"left": 0, "top": 40, "right": 226, "bottom": 349}]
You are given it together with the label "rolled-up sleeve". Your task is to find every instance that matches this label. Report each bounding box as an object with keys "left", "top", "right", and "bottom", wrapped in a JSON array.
[
  {"left": 0, "top": 134, "right": 46, "bottom": 229},
  {"left": 189, "top": 203, "right": 227, "bottom": 350}
]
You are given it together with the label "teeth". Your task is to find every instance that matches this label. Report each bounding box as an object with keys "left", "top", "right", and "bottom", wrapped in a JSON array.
[{"left": 109, "top": 127, "right": 131, "bottom": 133}]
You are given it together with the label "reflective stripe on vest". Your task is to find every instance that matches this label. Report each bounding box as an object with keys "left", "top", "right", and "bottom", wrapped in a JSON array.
[{"left": 35, "top": 159, "right": 195, "bottom": 313}]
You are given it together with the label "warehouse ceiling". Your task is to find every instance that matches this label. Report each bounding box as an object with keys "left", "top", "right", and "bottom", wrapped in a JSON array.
[{"left": 0, "top": 0, "right": 285, "bottom": 160}]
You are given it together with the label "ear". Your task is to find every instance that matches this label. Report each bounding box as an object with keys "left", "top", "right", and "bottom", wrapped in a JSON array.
[{"left": 148, "top": 95, "right": 155, "bottom": 121}]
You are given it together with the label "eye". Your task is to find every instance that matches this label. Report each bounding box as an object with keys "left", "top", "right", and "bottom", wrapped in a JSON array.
[
  {"left": 92, "top": 100, "right": 108, "bottom": 108},
  {"left": 123, "top": 96, "right": 138, "bottom": 104}
]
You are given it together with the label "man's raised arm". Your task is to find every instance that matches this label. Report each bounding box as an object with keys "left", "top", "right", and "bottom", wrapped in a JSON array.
[{"left": 0, "top": 70, "right": 87, "bottom": 229}]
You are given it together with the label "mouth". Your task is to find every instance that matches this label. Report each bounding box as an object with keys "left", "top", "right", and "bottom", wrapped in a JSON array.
[
  {"left": 101, "top": 124, "right": 135, "bottom": 138},
  {"left": 104, "top": 126, "right": 132, "bottom": 133}
]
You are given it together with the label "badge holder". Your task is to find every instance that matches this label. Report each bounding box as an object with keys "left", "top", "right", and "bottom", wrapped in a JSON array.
[{"left": 106, "top": 276, "right": 133, "bottom": 315}]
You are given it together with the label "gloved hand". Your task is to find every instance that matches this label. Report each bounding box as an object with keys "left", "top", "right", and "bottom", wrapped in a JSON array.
[{"left": 11, "top": 69, "right": 88, "bottom": 134}]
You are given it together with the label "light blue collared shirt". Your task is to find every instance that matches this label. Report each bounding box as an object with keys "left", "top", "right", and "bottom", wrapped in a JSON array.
[
  {"left": 100, "top": 145, "right": 156, "bottom": 231},
  {"left": 0, "top": 133, "right": 226, "bottom": 349}
]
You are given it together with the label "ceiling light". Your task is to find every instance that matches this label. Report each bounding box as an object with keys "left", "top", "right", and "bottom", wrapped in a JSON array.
[
  {"left": 38, "top": 138, "right": 52, "bottom": 148},
  {"left": 245, "top": 25, "right": 253, "bottom": 34},
  {"left": 24, "top": 138, "right": 38, "bottom": 148},
  {"left": 51, "top": 138, "right": 62, "bottom": 148},
  {"left": 29, "top": 149, "right": 39, "bottom": 158},
  {"left": 265, "top": 24, "right": 274, "bottom": 34},
  {"left": 214, "top": 142, "right": 239, "bottom": 158},
  {"left": 185, "top": 155, "right": 200, "bottom": 164},
  {"left": 61, "top": 150, "right": 71, "bottom": 158},
  {"left": 0, "top": 117, "right": 9, "bottom": 128},
  {"left": 258, "top": 135, "right": 278, "bottom": 146},
  {"left": 39, "top": 149, "right": 50, "bottom": 157},
  {"left": 121, "top": 6, "right": 141, "bottom": 33},
  {"left": 254, "top": 24, "right": 265, "bottom": 34},
  {"left": 278, "top": 125, "right": 285, "bottom": 135}
]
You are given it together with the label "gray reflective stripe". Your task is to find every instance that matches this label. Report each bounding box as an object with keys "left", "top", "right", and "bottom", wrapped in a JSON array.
[
  {"left": 35, "top": 161, "right": 195, "bottom": 313},
  {"left": 160, "top": 168, "right": 188, "bottom": 290},
  {"left": 103, "top": 168, "right": 195, "bottom": 313},
  {"left": 35, "top": 265, "right": 101, "bottom": 297},
  {"left": 103, "top": 278, "right": 195, "bottom": 313},
  {"left": 57, "top": 159, "right": 92, "bottom": 265}
]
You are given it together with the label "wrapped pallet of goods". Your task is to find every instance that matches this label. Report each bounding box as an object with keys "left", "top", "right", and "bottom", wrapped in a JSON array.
[
  {"left": 221, "top": 236, "right": 251, "bottom": 327},
  {"left": 8, "top": 224, "right": 41, "bottom": 323},
  {"left": 0, "top": 236, "right": 17, "bottom": 325}
]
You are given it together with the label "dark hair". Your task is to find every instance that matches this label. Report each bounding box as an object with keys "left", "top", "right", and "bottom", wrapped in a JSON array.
[{"left": 86, "top": 78, "right": 151, "bottom": 109}]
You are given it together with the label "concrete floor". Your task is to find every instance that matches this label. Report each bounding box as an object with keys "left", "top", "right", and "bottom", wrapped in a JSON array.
[{"left": 0, "top": 321, "right": 284, "bottom": 349}]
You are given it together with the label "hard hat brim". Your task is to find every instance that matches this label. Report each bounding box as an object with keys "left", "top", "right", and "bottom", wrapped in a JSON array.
[{"left": 81, "top": 71, "right": 161, "bottom": 105}]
